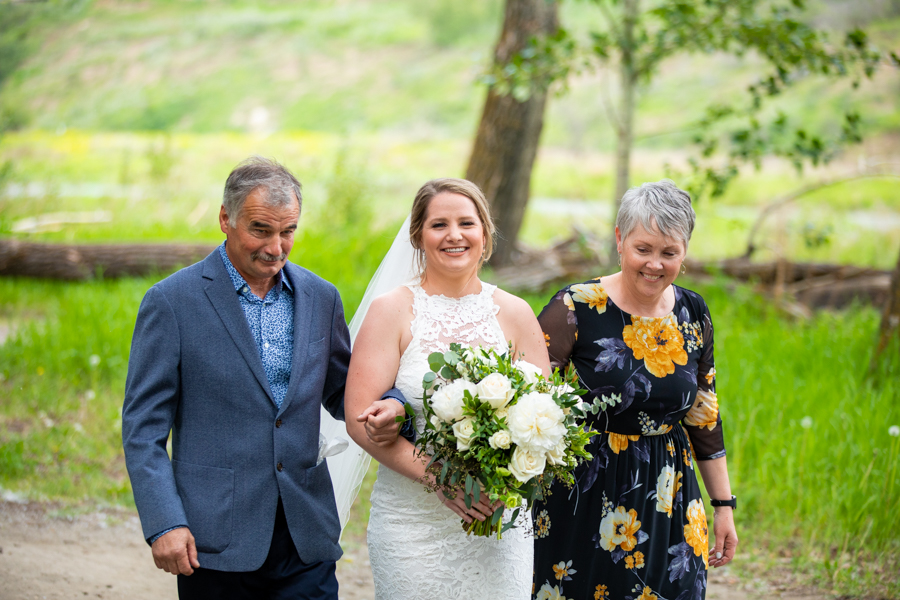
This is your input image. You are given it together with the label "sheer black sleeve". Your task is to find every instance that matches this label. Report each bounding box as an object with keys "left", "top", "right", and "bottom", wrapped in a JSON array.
[
  {"left": 537, "top": 289, "right": 578, "bottom": 373},
  {"left": 682, "top": 301, "right": 726, "bottom": 461}
]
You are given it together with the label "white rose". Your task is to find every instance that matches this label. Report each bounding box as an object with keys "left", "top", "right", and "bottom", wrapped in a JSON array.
[
  {"left": 489, "top": 430, "right": 512, "bottom": 450},
  {"left": 430, "top": 380, "right": 476, "bottom": 423},
  {"left": 495, "top": 406, "right": 510, "bottom": 421},
  {"left": 452, "top": 417, "right": 476, "bottom": 450},
  {"left": 429, "top": 415, "right": 442, "bottom": 429},
  {"left": 546, "top": 438, "right": 567, "bottom": 466},
  {"left": 476, "top": 373, "right": 514, "bottom": 409},
  {"left": 507, "top": 392, "right": 567, "bottom": 452},
  {"left": 508, "top": 446, "right": 547, "bottom": 483},
  {"left": 515, "top": 360, "right": 543, "bottom": 387}
]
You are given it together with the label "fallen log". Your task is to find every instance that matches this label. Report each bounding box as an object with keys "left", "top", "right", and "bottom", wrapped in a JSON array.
[
  {"left": 488, "top": 235, "right": 891, "bottom": 311},
  {"left": 0, "top": 239, "right": 216, "bottom": 280}
]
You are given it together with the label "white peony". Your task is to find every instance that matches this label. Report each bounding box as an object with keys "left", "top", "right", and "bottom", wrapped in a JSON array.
[
  {"left": 476, "top": 373, "right": 514, "bottom": 409},
  {"left": 515, "top": 360, "right": 543, "bottom": 387},
  {"left": 508, "top": 445, "right": 547, "bottom": 483},
  {"left": 452, "top": 417, "right": 476, "bottom": 450},
  {"left": 489, "top": 430, "right": 512, "bottom": 450},
  {"left": 507, "top": 392, "right": 567, "bottom": 452},
  {"left": 546, "top": 438, "right": 567, "bottom": 466},
  {"left": 430, "top": 380, "right": 476, "bottom": 423}
]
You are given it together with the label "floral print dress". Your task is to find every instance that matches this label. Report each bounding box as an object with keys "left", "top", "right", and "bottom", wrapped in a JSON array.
[{"left": 532, "top": 278, "right": 724, "bottom": 600}]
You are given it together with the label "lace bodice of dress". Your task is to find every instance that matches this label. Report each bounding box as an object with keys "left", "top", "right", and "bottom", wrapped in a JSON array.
[{"left": 396, "top": 282, "right": 507, "bottom": 433}]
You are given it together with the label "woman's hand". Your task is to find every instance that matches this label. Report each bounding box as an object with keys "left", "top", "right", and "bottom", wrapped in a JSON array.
[
  {"left": 437, "top": 488, "right": 502, "bottom": 524},
  {"left": 709, "top": 507, "right": 738, "bottom": 568}
]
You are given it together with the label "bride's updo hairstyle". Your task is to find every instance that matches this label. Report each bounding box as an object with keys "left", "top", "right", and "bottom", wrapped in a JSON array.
[{"left": 408, "top": 178, "right": 496, "bottom": 278}]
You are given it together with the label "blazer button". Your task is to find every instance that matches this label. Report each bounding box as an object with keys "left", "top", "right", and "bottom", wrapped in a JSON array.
[
  {"left": 277, "top": 462, "right": 283, "bottom": 472},
  {"left": 275, "top": 419, "right": 283, "bottom": 428}
]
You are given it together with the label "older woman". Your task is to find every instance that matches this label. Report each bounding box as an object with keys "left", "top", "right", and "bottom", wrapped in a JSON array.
[{"left": 532, "top": 180, "right": 737, "bottom": 600}]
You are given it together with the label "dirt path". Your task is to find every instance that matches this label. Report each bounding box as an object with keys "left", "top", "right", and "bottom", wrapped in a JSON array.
[{"left": 0, "top": 500, "right": 804, "bottom": 600}]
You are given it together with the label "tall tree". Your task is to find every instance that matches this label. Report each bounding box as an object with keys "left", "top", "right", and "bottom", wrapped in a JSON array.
[
  {"left": 871, "top": 248, "right": 900, "bottom": 374},
  {"left": 480, "top": 0, "right": 882, "bottom": 260},
  {"left": 466, "top": 0, "right": 560, "bottom": 266}
]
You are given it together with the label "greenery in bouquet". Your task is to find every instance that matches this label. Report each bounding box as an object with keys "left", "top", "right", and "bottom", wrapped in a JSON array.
[{"left": 413, "top": 342, "right": 598, "bottom": 538}]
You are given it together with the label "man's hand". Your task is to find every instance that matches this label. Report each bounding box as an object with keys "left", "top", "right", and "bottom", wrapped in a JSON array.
[
  {"left": 151, "top": 527, "right": 200, "bottom": 576},
  {"left": 357, "top": 399, "right": 405, "bottom": 447}
]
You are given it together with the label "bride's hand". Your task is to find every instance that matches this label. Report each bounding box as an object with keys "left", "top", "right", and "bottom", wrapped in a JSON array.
[{"left": 438, "top": 489, "right": 500, "bottom": 523}]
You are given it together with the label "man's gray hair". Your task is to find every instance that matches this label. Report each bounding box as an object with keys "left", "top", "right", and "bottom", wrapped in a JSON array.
[
  {"left": 222, "top": 156, "right": 302, "bottom": 226},
  {"left": 616, "top": 180, "right": 695, "bottom": 248}
]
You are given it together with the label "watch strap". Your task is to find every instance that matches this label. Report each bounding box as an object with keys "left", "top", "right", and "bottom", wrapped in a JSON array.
[{"left": 709, "top": 495, "right": 737, "bottom": 509}]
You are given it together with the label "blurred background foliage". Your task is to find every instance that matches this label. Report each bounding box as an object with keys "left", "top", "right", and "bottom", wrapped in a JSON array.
[{"left": 0, "top": 0, "right": 898, "bottom": 597}]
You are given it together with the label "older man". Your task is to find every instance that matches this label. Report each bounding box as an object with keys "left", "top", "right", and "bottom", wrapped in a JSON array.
[{"left": 122, "top": 157, "right": 404, "bottom": 599}]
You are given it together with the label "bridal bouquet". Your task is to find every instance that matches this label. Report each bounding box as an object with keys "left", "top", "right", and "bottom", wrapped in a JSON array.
[{"left": 412, "top": 343, "right": 596, "bottom": 538}]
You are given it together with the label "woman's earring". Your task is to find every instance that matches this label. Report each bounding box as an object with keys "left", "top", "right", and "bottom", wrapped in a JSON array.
[
  {"left": 680, "top": 262, "right": 686, "bottom": 275},
  {"left": 617, "top": 253, "right": 622, "bottom": 266}
]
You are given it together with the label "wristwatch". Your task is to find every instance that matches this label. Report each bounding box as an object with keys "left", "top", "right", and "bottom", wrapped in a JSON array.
[{"left": 709, "top": 495, "right": 737, "bottom": 510}]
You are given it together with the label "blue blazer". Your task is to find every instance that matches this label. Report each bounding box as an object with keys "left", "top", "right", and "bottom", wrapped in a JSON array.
[{"left": 122, "top": 250, "right": 351, "bottom": 571}]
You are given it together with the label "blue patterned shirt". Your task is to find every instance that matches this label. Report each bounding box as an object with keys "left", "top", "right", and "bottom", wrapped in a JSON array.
[{"left": 218, "top": 242, "right": 294, "bottom": 409}]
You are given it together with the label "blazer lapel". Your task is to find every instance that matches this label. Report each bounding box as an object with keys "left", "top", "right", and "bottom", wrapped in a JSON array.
[
  {"left": 202, "top": 253, "right": 274, "bottom": 404},
  {"left": 279, "top": 263, "right": 312, "bottom": 416}
]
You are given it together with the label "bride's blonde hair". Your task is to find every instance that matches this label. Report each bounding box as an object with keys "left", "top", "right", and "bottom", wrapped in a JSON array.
[{"left": 408, "top": 178, "right": 495, "bottom": 278}]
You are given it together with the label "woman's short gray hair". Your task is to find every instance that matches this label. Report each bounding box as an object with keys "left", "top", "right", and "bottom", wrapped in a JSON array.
[
  {"left": 616, "top": 180, "right": 695, "bottom": 248},
  {"left": 222, "top": 156, "right": 302, "bottom": 226}
]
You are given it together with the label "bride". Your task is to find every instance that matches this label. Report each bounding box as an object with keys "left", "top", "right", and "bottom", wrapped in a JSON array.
[{"left": 343, "top": 178, "right": 550, "bottom": 599}]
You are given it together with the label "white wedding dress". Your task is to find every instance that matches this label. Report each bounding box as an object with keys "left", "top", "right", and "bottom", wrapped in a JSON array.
[{"left": 366, "top": 282, "right": 533, "bottom": 600}]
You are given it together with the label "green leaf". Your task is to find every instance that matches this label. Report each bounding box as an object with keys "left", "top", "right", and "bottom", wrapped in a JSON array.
[
  {"left": 491, "top": 507, "right": 503, "bottom": 526},
  {"left": 464, "top": 492, "right": 472, "bottom": 510},
  {"left": 394, "top": 415, "right": 405, "bottom": 423},
  {"left": 440, "top": 365, "right": 455, "bottom": 380},
  {"left": 428, "top": 352, "right": 445, "bottom": 372},
  {"left": 423, "top": 372, "right": 436, "bottom": 383},
  {"left": 473, "top": 484, "right": 480, "bottom": 504},
  {"left": 443, "top": 351, "right": 460, "bottom": 366},
  {"left": 500, "top": 508, "right": 520, "bottom": 533},
  {"left": 465, "top": 474, "right": 473, "bottom": 496},
  {"left": 404, "top": 402, "right": 416, "bottom": 417},
  {"left": 440, "top": 461, "right": 449, "bottom": 485}
]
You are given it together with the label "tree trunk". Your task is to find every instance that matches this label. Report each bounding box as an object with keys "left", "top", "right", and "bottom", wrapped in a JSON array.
[
  {"left": 0, "top": 239, "right": 215, "bottom": 280},
  {"left": 871, "top": 247, "right": 900, "bottom": 372},
  {"left": 466, "top": 0, "right": 559, "bottom": 266},
  {"left": 611, "top": 0, "right": 639, "bottom": 262}
]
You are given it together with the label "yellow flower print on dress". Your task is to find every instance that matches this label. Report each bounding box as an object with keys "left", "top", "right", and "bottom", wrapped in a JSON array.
[
  {"left": 544, "top": 332, "right": 551, "bottom": 347},
  {"left": 684, "top": 499, "right": 709, "bottom": 567},
  {"left": 625, "top": 551, "right": 646, "bottom": 569},
  {"left": 636, "top": 586, "right": 659, "bottom": 600},
  {"left": 667, "top": 441, "right": 675, "bottom": 456},
  {"left": 536, "top": 582, "right": 567, "bottom": 600},
  {"left": 552, "top": 559, "right": 576, "bottom": 581},
  {"left": 563, "top": 292, "right": 575, "bottom": 312},
  {"left": 597, "top": 506, "right": 642, "bottom": 552},
  {"left": 654, "top": 464, "right": 683, "bottom": 517},
  {"left": 684, "top": 389, "right": 719, "bottom": 431},
  {"left": 622, "top": 314, "right": 688, "bottom": 378},
  {"left": 570, "top": 283, "right": 609, "bottom": 314},
  {"left": 608, "top": 432, "right": 640, "bottom": 454},
  {"left": 704, "top": 366, "right": 716, "bottom": 386},
  {"left": 535, "top": 509, "right": 551, "bottom": 538},
  {"left": 594, "top": 584, "right": 609, "bottom": 598}
]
